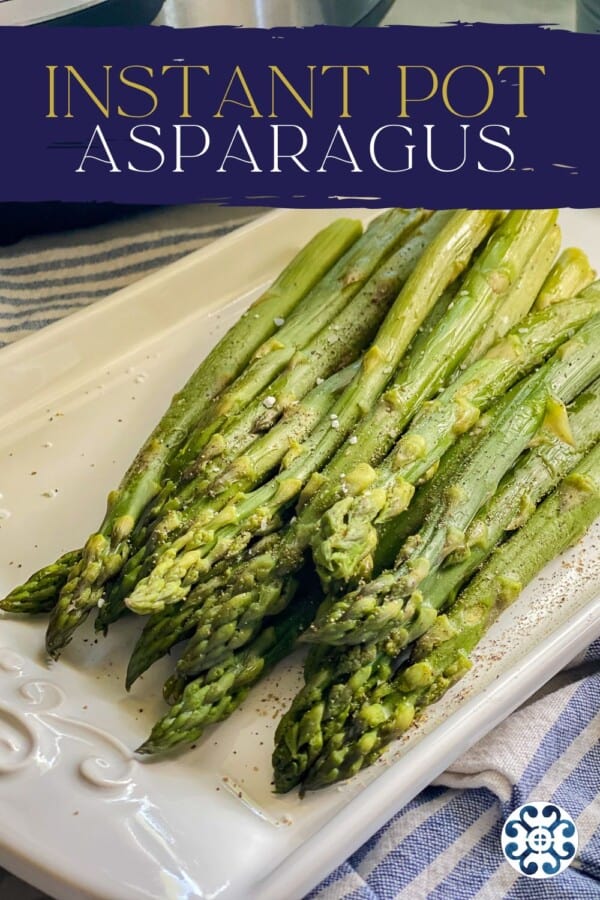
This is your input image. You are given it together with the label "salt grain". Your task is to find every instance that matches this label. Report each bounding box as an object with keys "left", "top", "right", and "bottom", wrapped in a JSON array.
[
  {"left": 263, "top": 395, "right": 276, "bottom": 409},
  {"left": 349, "top": 435, "right": 358, "bottom": 444},
  {"left": 273, "top": 317, "right": 285, "bottom": 327}
]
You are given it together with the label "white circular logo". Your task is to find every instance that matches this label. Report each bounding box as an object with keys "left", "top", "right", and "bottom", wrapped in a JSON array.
[{"left": 501, "top": 802, "right": 578, "bottom": 879}]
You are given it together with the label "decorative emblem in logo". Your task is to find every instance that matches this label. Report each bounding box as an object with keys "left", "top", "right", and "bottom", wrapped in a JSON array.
[{"left": 502, "top": 802, "right": 578, "bottom": 879}]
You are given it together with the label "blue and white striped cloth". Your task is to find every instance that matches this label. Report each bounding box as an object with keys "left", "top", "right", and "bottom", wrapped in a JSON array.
[
  {"left": 311, "top": 640, "right": 600, "bottom": 899},
  {"left": 0, "top": 206, "right": 598, "bottom": 900}
]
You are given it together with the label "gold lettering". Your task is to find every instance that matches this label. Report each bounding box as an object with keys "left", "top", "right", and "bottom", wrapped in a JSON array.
[
  {"left": 161, "top": 65, "right": 210, "bottom": 118},
  {"left": 398, "top": 66, "right": 438, "bottom": 118},
  {"left": 442, "top": 66, "right": 494, "bottom": 118},
  {"left": 321, "top": 65, "right": 370, "bottom": 118},
  {"left": 497, "top": 65, "right": 546, "bottom": 118},
  {"left": 118, "top": 66, "right": 158, "bottom": 118},
  {"left": 65, "top": 65, "right": 111, "bottom": 119},
  {"left": 214, "top": 66, "right": 262, "bottom": 118},
  {"left": 269, "top": 65, "right": 316, "bottom": 119},
  {"left": 46, "top": 65, "right": 58, "bottom": 118}
]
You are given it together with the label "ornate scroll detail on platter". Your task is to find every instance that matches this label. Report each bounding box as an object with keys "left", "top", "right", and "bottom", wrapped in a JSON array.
[{"left": 0, "top": 648, "right": 135, "bottom": 788}]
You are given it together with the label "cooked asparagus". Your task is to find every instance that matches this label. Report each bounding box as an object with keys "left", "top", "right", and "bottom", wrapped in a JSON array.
[
  {"left": 271, "top": 379, "right": 600, "bottom": 791},
  {"left": 534, "top": 247, "right": 596, "bottom": 310},
  {"left": 49, "top": 213, "right": 410, "bottom": 657},
  {"left": 160, "top": 211, "right": 558, "bottom": 679},
  {"left": 313, "top": 284, "right": 600, "bottom": 592},
  {"left": 459, "top": 222, "right": 561, "bottom": 368},
  {"left": 304, "top": 442, "right": 600, "bottom": 789},
  {"left": 167, "top": 209, "right": 427, "bottom": 482},
  {"left": 108, "top": 211, "right": 449, "bottom": 613},
  {"left": 98, "top": 361, "right": 359, "bottom": 631},
  {"left": 125, "top": 210, "right": 501, "bottom": 618},
  {"left": 0, "top": 549, "right": 80, "bottom": 615},
  {"left": 136, "top": 584, "right": 321, "bottom": 755},
  {"left": 308, "top": 313, "right": 600, "bottom": 646}
]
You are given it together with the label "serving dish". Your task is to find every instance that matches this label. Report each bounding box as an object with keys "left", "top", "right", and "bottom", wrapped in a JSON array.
[{"left": 0, "top": 207, "right": 599, "bottom": 900}]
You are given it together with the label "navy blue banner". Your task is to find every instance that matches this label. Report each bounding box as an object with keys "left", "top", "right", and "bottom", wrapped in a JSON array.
[{"left": 0, "top": 24, "right": 596, "bottom": 207}]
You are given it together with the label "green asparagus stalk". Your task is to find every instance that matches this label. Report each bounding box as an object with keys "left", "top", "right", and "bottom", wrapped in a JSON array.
[
  {"left": 136, "top": 584, "right": 321, "bottom": 755},
  {"left": 271, "top": 379, "right": 600, "bottom": 791},
  {"left": 123, "top": 213, "right": 559, "bottom": 632},
  {"left": 125, "top": 557, "right": 238, "bottom": 689},
  {"left": 111, "top": 211, "right": 452, "bottom": 600},
  {"left": 124, "top": 209, "right": 501, "bottom": 618},
  {"left": 148, "top": 360, "right": 361, "bottom": 548},
  {"left": 122, "top": 268, "right": 475, "bottom": 676},
  {"left": 123, "top": 212, "right": 501, "bottom": 685},
  {"left": 308, "top": 313, "right": 600, "bottom": 646},
  {"left": 0, "top": 550, "right": 81, "bottom": 615},
  {"left": 108, "top": 259, "right": 461, "bottom": 639},
  {"left": 313, "top": 284, "right": 600, "bottom": 591},
  {"left": 422, "top": 378, "right": 600, "bottom": 606},
  {"left": 459, "top": 223, "right": 560, "bottom": 368},
  {"left": 158, "top": 211, "right": 558, "bottom": 680},
  {"left": 120, "top": 271, "right": 464, "bottom": 661},
  {"left": 120, "top": 213, "right": 427, "bottom": 594},
  {"left": 166, "top": 209, "right": 427, "bottom": 482},
  {"left": 370, "top": 396, "right": 508, "bottom": 574},
  {"left": 173, "top": 210, "right": 442, "bottom": 492},
  {"left": 303, "top": 443, "right": 600, "bottom": 789},
  {"left": 534, "top": 248, "right": 596, "bottom": 311},
  {"left": 4, "top": 219, "right": 364, "bottom": 624},
  {"left": 97, "top": 361, "right": 359, "bottom": 631},
  {"left": 50, "top": 212, "right": 420, "bottom": 657}
]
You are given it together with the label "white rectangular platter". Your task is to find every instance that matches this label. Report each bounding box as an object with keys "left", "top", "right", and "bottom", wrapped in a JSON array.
[{"left": 0, "top": 208, "right": 599, "bottom": 900}]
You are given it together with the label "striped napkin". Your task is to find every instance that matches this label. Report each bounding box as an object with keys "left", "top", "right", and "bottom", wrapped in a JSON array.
[
  {"left": 310, "top": 641, "right": 599, "bottom": 899},
  {"left": 0, "top": 206, "right": 598, "bottom": 899}
]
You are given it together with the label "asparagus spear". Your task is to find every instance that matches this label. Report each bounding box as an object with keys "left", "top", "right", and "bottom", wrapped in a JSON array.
[
  {"left": 123, "top": 263, "right": 477, "bottom": 683},
  {"left": 318, "top": 235, "right": 585, "bottom": 589},
  {"left": 158, "top": 211, "right": 557, "bottom": 680},
  {"left": 4, "top": 220, "right": 364, "bottom": 623},
  {"left": 125, "top": 557, "right": 239, "bottom": 689},
  {"left": 97, "top": 361, "right": 360, "bottom": 631},
  {"left": 304, "top": 442, "right": 600, "bottom": 790},
  {"left": 534, "top": 248, "right": 596, "bottom": 311},
  {"left": 50, "top": 212, "right": 421, "bottom": 657},
  {"left": 271, "top": 380, "right": 600, "bottom": 791},
  {"left": 123, "top": 212, "right": 499, "bottom": 684},
  {"left": 459, "top": 223, "right": 560, "bottom": 368},
  {"left": 308, "top": 313, "right": 600, "bottom": 646},
  {"left": 370, "top": 397, "right": 506, "bottom": 573},
  {"left": 108, "top": 256, "right": 462, "bottom": 640},
  {"left": 136, "top": 585, "right": 321, "bottom": 755},
  {"left": 422, "top": 378, "right": 600, "bottom": 607},
  {"left": 0, "top": 550, "right": 80, "bottom": 615},
  {"left": 125, "top": 209, "right": 502, "bottom": 618},
  {"left": 313, "top": 284, "right": 600, "bottom": 591},
  {"left": 6, "top": 365, "right": 358, "bottom": 625},
  {"left": 106, "top": 277, "right": 462, "bottom": 641},
  {"left": 111, "top": 211, "right": 452, "bottom": 598},
  {"left": 14, "top": 241, "right": 585, "bottom": 628},
  {"left": 166, "top": 209, "right": 427, "bottom": 482},
  {"left": 173, "top": 211, "right": 441, "bottom": 489}
]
